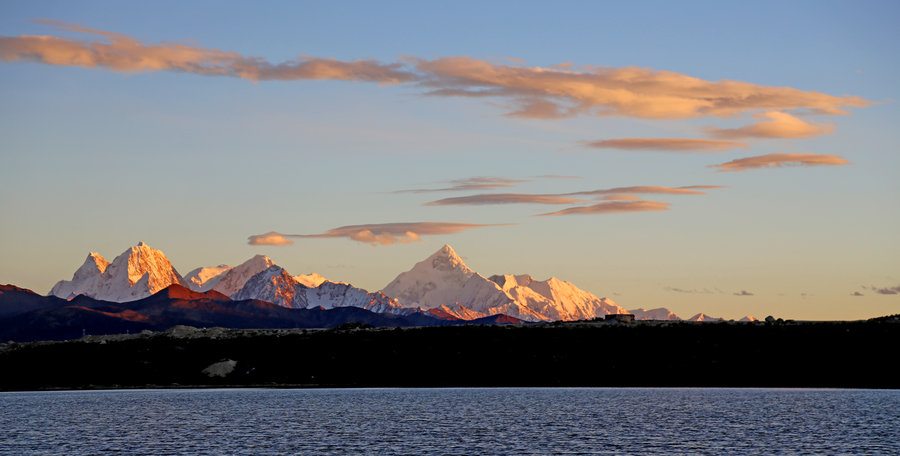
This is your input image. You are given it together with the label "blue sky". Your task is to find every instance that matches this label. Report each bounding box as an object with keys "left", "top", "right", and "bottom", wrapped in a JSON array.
[{"left": 1, "top": 1, "right": 898, "bottom": 320}]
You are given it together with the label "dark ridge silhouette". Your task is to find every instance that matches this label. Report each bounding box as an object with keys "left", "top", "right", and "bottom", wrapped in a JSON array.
[
  {"left": 0, "top": 284, "right": 68, "bottom": 318},
  {"left": 0, "top": 284, "right": 525, "bottom": 342}
]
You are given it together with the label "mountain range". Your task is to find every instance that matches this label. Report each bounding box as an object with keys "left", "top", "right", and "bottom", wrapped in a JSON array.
[{"left": 0, "top": 241, "right": 754, "bottom": 340}]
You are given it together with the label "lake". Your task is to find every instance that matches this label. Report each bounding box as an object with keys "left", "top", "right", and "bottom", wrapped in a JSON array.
[{"left": 1, "top": 388, "right": 897, "bottom": 455}]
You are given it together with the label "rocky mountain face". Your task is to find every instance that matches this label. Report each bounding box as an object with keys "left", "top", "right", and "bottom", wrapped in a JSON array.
[{"left": 234, "top": 266, "right": 406, "bottom": 314}]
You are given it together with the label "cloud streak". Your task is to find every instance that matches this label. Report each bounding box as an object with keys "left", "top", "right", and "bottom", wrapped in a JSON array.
[
  {"left": 426, "top": 193, "right": 585, "bottom": 206},
  {"left": 249, "top": 222, "right": 509, "bottom": 246},
  {"left": 396, "top": 177, "right": 533, "bottom": 193},
  {"left": 712, "top": 153, "right": 850, "bottom": 172},
  {"left": 583, "top": 138, "right": 748, "bottom": 152},
  {"left": 1, "top": 21, "right": 871, "bottom": 122},
  {"left": 0, "top": 19, "right": 414, "bottom": 83},
  {"left": 413, "top": 56, "right": 870, "bottom": 119},
  {"left": 706, "top": 111, "right": 834, "bottom": 139},
  {"left": 536, "top": 200, "right": 670, "bottom": 216},
  {"left": 397, "top": 175, "right": 580, "bottom": 194},
  {"left": 247, "top": 232, "right": 295, "bottom": 246},
  {"left": 868, "top": 285, "right": 900, "bottom": 295},
  {"left": 565, "top": 185, "right": 725, "bottom": 197},
  {"left": 424, "top": 185, "right": 724, "bottom": 206}
]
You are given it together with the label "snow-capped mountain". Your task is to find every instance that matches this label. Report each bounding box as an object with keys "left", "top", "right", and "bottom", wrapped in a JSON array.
[
  {"left": 687, "top": 313, "right": 724, "bottom": 322},
  {"left": 381, "top": 245, "right": 626, "bottom": 321},
  {"left": 234, "top": 265, "right": 406, "bottom": 314},
  {"left": 629, "top": 307, "right": 682, "bottom": 321},
  {"left": 49, "top": 242, "right": 186, "bottom": 302},
  {"left": 294, "top": 273, "right": 331, "bottom": 288},
  {"left": 183, "top": 264, "right": 233, "bottom": 293},
  {"left": 208, "top": 254, "right": 275, "bottom": 298}
]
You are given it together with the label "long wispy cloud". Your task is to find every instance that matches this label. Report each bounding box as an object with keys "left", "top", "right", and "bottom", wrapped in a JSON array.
[
  {"left": 396, "top": 175, "right": 578, "bottom": 194},
  {"left": 0, "top": 19, "right": 414, "bottom": 83},
  {"left": 705, "top": 111, "right": 835, "bottom": 139},
  {"left": 412, "top": 57, "right": 870, "bottom": 119},
  {"left": 564, "top": 185, "right": 725, "bottom": 197},
  {"left": 536, "top": 200, "right": 670, "bottom": 216},
  {"left": 583, "top": 138, "right": 748, "bottom": 152},
  {"left": 712, "top": 153, "right": 850, "bottom": 172},
  {"left": 665, "top": 286, "right": 723, "bottom": 294},
  {"left": 425, "top": 185, "right": 724, "bottom": 206},
  {"left": 396, "top": 177, "right": 533, "bottom": 194},
  {"left": 248, "top": 222, "right": 509, "bottom": 246},
  {"left": 866, "top": 284, "right": 900, "bottom": 295},
  {"left": 1, "top": 20, "right": 871, "bottom": 122},
  {"left": 426, "top": 193, "right": 586, "bottom": 206}
]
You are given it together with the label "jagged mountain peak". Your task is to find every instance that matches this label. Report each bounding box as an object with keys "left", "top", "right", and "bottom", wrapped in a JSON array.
[
  {"left": 383, "top": 246, "right": 625, "bottom": 321},
  {"left": 426, "top": 244, "right": 471, "bottom": 273},
  {"left": 84, "top": 252, "right": 110, "bottom": 273},
  {"left": 210, "top": 254, "right": 277, "bottom": 298},
  {"left": 49, "top": 242, "right": 185, "bottom": 302}
]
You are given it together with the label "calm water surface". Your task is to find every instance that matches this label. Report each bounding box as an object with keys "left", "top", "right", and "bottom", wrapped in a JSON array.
[{"left": 1, "top": 388, "right": 897, "bottom": 455}]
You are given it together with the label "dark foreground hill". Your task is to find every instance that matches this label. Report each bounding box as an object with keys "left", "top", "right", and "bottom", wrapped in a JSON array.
[
  {"left": 0, "top": 284, "right": 520, "bottom": 342},
  {"left": 1, "top": 317, "right": 897, "bottom": 390}
]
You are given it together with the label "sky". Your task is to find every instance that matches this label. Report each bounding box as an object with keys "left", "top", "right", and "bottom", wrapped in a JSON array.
[{"left": 1, "top": 1, "right": 898, "bottom": 320}]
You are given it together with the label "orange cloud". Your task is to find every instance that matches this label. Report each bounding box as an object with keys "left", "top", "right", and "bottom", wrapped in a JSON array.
[
  {"left": 396, "top": 177, "right": 533, "bottom": 193},
  {"left": 712, "top": 153, "right": 850, "bottom": 172},
  {"left": 706, "top": 111, "right": 835, "bottom": 139},
  {"left": 249, "top": 222, "right": 509, "bottom": 246},
  {"left": 415, "top": 57, "right": 870, "bottom": 120},
  {"left": 565, "top": 185, "right": 723, "bottom": 197},
  {"left": 247, "top": 232, "right": 294, "bottom": 246},
  {"left": 536, "top": 200, "right": 671, "bottom": 216},
  {"left": 583, "top": 138, "right": 748, "bottom": 152},
  {"left": 1, "top": 22, "right": 871, "bottom": 122},
  {"left": 426, "top": 194, "right": 586, "bottom": 206},
  {"left": 423, "top": 185, "right": 723, "bottom": 206},
  {"left": 599, "top": 194, "right": 641, "bottom": 201},
  {"left": 0, "top": 20, "right": 413, "bottom": 83}
]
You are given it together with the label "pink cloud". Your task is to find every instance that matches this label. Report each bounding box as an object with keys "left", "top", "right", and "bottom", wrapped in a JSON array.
[
  {"left": 414, "top": 57, "right": 870, "bottom": 120},
  {"left": 247, "top": 232, "right": 294, "bottom": 246},
  {"left": 712, "top": 153, "right": 850, "bottom": 172},
  {"left": 426, "top": 194, "right": 586, "bottom": 206},
  {"left": 249, "top": 222, "right": 510, "bottom": 246},
  {"left": 0, "top": 20, "right": 413, "bottom": 83},
  {"left": 396, "top": 177, "right": 533, "bottom": 193},
  {"left": 705, "top": 111, "right": 835, "bottom": 139},
  {"left": 536, "top": 200, "right": 671, "bottom": 216},
  {"left": 565, "top": 185, "right": 722, "bottom": 197},
  {"left": 583, "top": 138, "right": 747, "bottom": 152},
  {"left": 1, "top": 22, "right": 871, "bottom": 123}
]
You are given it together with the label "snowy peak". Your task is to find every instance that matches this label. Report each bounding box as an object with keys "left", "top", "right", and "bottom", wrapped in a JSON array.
[
  {"left": 688, "top": 313, "right": 724, "bottom": 322},
  {"left": 294, "top": 273, "right": 330, "bottom": 288},
  {"left": 211, "top": 254, "right": 276, "bottom": 298},
  {"left": 49, "top": 242, "right": 185, "bottom": 302},
  {"left": 428, "top": 244, "right": 472, "bottom": 274},
  {"left": 383, "top": 245, "right": 626, "bottom": 321},
  {"left": 184, "top": 264, "right": 233, "bottom": 292},
  {"left": 112, "top": 242, "right": 183, "bottom": 289},
  {"left": 630, "top": 307, "right": 682, "bottom": 321},
  {"left": 233, "top": 265, "right": 296, "bottom": 307},
  {"left": 235, "top": 265, "right": 404, "bottom": 314},
  {"left": 85, "top": 252, "right": 110, "bottom": 275}
]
